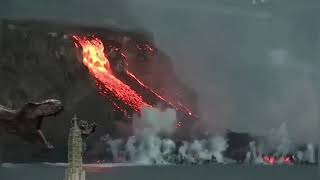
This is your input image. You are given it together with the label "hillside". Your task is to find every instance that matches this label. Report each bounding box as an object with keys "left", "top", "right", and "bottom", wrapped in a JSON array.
[{"left": 0, "top": 19, "right": 197, "bottom": 162}]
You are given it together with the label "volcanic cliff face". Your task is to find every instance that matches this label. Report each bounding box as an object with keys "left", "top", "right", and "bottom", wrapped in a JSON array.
[{"left": 0, "top": 19, "right": 198, "bottom": 162}]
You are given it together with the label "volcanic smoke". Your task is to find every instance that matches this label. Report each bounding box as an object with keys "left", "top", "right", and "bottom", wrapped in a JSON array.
[{"left": 72, "top": 36, "right": 317, "bottom": 166}]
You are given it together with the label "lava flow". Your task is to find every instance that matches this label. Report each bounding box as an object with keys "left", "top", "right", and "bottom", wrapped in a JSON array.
[
  {"left": 73, "top": 35, "right": 150, "bottom": 112},
  {"left": 262, "top": 155, "right": 294, "bottom": 165},
  {"left": 126, "top": 71, "right": 194, "bottom": 116},
  {"left": 72, "top": 35, "right": 196, "bottom": 118}
]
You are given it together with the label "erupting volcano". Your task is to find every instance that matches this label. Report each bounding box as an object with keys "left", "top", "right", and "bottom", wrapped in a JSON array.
[
  {"left": 72, "top": 35, "right": 196, "bottom": 119},
  {"left": 73, "top": 36, "right": 150, "bottom": 113}
]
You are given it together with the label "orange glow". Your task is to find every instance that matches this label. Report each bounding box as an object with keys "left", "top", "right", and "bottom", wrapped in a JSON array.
[
  {"left": 73, "top": 35, "right": 196, "bottom": 118},
  {"left": 126, "top": 71, "right": 194, "bottom": 116},
  {"left": 263, "top": 156, "right": 277, "bottom": 165},
  {"left": 262, "top": 155, "right": 294, "bottom": 165},
  {"left": 282, "top": 156, "right": 294, "bottom": 165},
  {"left": 73, "top": 36, "right": 150, "bottom": 112}
]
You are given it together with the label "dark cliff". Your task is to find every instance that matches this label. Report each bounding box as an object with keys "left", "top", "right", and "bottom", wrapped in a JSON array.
[{"left": 0, "top": 19, "right": 198, "bottom": 162}]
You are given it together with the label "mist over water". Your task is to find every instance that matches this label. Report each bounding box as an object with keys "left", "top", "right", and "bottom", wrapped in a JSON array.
[
  {"left": 93, "top": 108, "right": 317, "bottom": 165},
  {"left": 98, "top": 107, "right": 229, "bottom": 164}
]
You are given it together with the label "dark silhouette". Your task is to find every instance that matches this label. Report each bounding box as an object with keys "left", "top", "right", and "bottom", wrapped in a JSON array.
[{"left": 0, "top": 99, "right": 63, "bottom": 151}]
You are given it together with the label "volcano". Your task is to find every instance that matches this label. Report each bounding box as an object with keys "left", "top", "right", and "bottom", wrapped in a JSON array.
[
  {"left": 72, "top": 35, "right": 197, "bottom": 123},
  {"left": 0, "top": 19, "right": 317, "bottom": 165},
  {"left": 0, "top": 19, "right": 199, "bottom": 162}
]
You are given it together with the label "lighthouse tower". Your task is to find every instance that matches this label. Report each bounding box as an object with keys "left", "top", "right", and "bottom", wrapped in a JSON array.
[{"left": 64, "top": 115, "right": 86, "bottom": 180}]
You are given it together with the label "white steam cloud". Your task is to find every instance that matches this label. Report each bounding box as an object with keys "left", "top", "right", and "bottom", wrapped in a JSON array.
[
  {"left": 245, "top": 122, "right": 317, "bottom": 165},
  {"left": 101, "top": 107, "right": 228, "bottom": 165},
  {"left": 97, "top": 109, "right": 318, "bottom": 165}
]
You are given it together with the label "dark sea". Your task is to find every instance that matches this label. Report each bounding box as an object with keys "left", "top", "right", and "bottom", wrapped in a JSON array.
[{"left": 0, "top": 163, "right": 318, "bottom": 180}]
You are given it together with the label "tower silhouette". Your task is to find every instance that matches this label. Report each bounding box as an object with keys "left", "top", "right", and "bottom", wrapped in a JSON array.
[{"left": 64, "top": 115, "right": 86, "bottom": 180}]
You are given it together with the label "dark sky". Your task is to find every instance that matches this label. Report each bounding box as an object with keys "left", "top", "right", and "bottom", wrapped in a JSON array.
[{"left": 0, "top": 0, "right": 319, "bottom": 142}]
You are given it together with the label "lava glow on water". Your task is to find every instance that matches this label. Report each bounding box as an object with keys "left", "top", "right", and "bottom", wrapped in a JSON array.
[
  {"left": 262, "top": 155, "right": 294, "bottom": 165},
  {"left": 73, "top": 35, "right": 150, "bottom": 112}
]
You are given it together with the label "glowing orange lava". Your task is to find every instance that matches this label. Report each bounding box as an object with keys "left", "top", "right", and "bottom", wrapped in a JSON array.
[
  {"left": 73, "top": 35, "right": 196, "bottom": 119},
  {"left": 263, "top": 156, "right": 277, "bottom": 165},
  {"left": 262, "top": 155, "right": 294, "bottom": 165},
  {"left": 73, "top": 36, "right": 150, "bottom": 112},
  {"left": 126, "top": 71, "right": 194, "bottom": 116}
]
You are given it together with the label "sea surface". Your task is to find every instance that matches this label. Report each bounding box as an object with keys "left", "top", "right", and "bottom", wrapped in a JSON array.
[{"left": 0, "top": 163, "right": 318, "bottom": 180}]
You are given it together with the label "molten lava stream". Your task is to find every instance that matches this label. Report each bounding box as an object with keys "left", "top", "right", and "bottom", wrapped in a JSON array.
[
  {"left": 73, "top": 35, "right": 197, "bottom": 119},
  {"left": 73, "top": 35, "right": 151, "bottom": 112},
  {"left": 125, "top": 71, "right": 195, "bottom": 117}
]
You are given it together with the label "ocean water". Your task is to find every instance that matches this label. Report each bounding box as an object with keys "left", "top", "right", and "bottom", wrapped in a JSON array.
[{"left": 0, "top": 163, "right": 318, "bottom": 180}]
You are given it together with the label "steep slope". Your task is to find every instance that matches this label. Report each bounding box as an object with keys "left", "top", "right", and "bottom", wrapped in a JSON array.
[{"left": 0, "top": 19, "right": 198, "bottom": 162}]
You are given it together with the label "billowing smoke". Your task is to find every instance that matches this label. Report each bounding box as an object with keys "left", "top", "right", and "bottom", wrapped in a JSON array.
[
  {"left": 94, "top": 110, "right": 318, "bottom": 165},
  {"left": 133, "top": 108, "right": 177, "bottom": 137},
  {"left": 210, "top": 136, "right": 228, "bottom": 163},
  {"left": 244, "top": 122, "right": 318, "bottom": 165},
  {"left": 100, "top": 107, "right": 228, "bottom": 165},
  {"left": 176, "top": 137, "right": 229, "bottom": 164},
  {"left": 265, "top": 123, "right": 317, "bottom": 164},
  {"left": 266, "top": 122, "right": 292, "bottom": 156},
  {"left": 245, "top": 141, "right": 264, "bottom": 164},
  {"left": 302, "top": 144, "right": 316, "bottom": 164}
]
